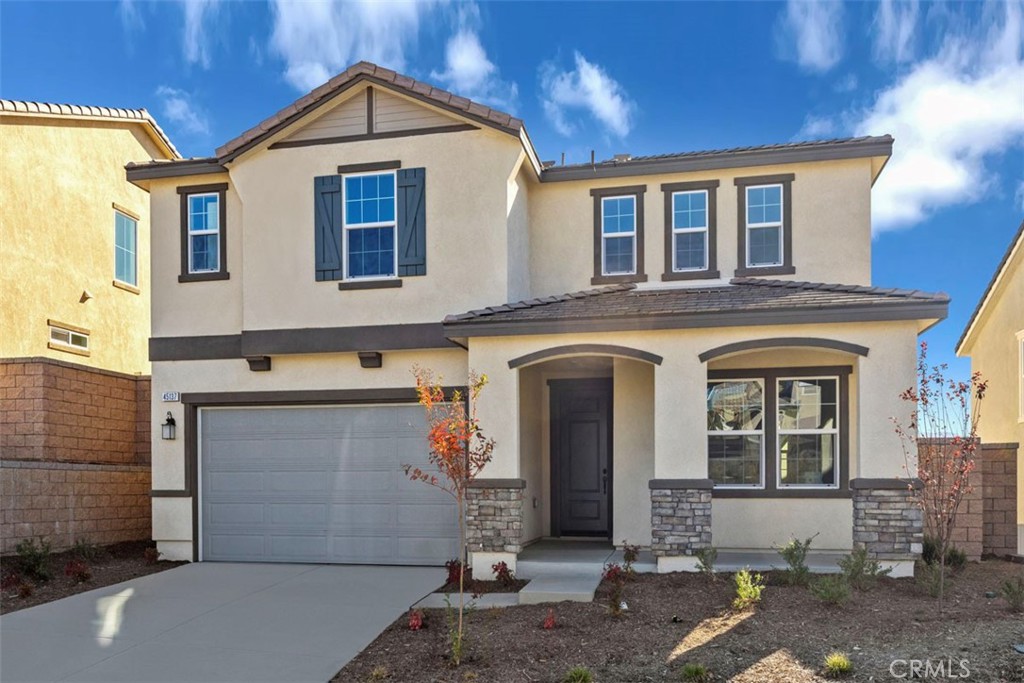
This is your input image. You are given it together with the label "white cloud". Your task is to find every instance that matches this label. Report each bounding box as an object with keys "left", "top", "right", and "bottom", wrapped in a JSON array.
[
  {"left": 269, "top": 0, "right": 437, "bottom": 92},
  {"left": 118, "top": 0, "right": 143, "bottom": 33},
  {"left": 796, "top": 114, "right": 838, "bottom": 139},
  {"left": 429, "top": 5, "right": 517, "bottom": 111},
  {"left": 539, "top": 52, "right": 636, "bottom": 138},
  {"left": 775, "top": 0, "right": 845, "bottom": 73},
  {"left": 872, "top": 0, "right": 920, "bottom": 64},
  {"left": 182, "top": 0, "right": 219, "bottom": 68},
  {"left": 851, "top": 0, "right": 1024, "bottom": 231},
  {"left": 155, "top": 86, "right": 210, "bottom": 137},
  {"left": 833, "top": 73, "right": 858, "bottom": 93}
]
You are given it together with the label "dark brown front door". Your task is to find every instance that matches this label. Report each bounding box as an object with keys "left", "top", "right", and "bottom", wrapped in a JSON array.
[{"left": 550, "top": 378, "right": 612, "bottom": 537}]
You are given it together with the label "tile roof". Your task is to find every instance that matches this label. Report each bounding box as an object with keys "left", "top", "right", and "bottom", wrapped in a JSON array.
[
  {"left": 444, "top": 278, "right": 949, "bottom": 330},
  {"left": 216, "top": 61, "right": 524, "bottom": 161},
  {"left": 956, "top": 219, "right": 1024, "bottom": 354},
  {"left": 0, "top": 99, "right": 180, "bottom": 158}
]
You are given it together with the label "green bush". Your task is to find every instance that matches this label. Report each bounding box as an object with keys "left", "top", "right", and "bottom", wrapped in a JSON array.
[
  {"left": 921, "top": 536, "right": 967, "bottom": 573},
  {"left": 732, "top": 569, "right": 765, "bottom": 610},
  {"left": 695, "top": 547, "right": 717, "bottom": 580},
  {"left": 72, "top": 538, "right": 102, "bottom": 563},
  {"left": 776, "top": 534, "right": 817, "bottom": 586},
  {"left": 823, "top": 651, "right": 853, "bottom": 678},
  {"left": 1000, "top": 575, "right": 1024, "bottom": 613},
  {"left": 838, "top": 547, "right": 891, "bottom": 591},
  {"left": 562, "top": 666, "right": 593, "bottom": 683},
  {"left": 810, "top": 574, "right": 851, "bottom": 606},
  {"left": 679, "top": 662, "right": 710, "bottom": 682},
  {"left": 915, "top": 560, "right": 943, "bottom": 597},
  {"left": 15, "top": 537, "right": 52, "bottom": 581}
]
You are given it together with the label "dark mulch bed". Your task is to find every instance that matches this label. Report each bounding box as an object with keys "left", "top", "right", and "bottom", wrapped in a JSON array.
[
  {"left": 439, "top": 578, "right": 530, "bottom": 595},
  {"left": 0, "top": 540, "right": 186, "bottom": 614},
  {"left": 338, "top": 560, "right": 1024, "bottom": 683}
]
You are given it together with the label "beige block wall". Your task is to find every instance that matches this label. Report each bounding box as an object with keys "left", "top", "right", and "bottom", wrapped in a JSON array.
[
  {"left": 528, "top": 157, "right": 874, "bottom": 297},
  {"left": 1, "top": 116, "right": 161, "bottom": 374}
]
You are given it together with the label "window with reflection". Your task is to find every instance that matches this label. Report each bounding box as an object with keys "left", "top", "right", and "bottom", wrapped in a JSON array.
[{"left": 706, "top": 379, "right": 764, "bottom": 487}]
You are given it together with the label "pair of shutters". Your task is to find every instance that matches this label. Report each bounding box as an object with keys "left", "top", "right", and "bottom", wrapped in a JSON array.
[{"left": 314, "top": 168, "right": 427, "bottom": 281}]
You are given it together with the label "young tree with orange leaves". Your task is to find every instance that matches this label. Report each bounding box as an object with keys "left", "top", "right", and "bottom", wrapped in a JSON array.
[{"left": 403, "top": 366, "right": 495, "bottom": 666}]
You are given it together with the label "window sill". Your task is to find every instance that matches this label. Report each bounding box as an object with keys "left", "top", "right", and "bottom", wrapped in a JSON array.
[
  {"left": 591, "top": 273, "right": 649, "bottom": 286},
  {"left": 712, "top": 487, "right": 850, "bottom": 499},
  {"left": 337, "top": 278, "right": 403, "bottom": 291},
  {"left": 734, "top": 265, "right": 796, "bottom": 277},
  {"left": 112, "top": 280, "right": 140, "bottom": 295},
  {"left": 48, "top": 342, "right": 90, "bottom": 358},
  {"left": 179, "top": 271, "right": 231, "bottom": 283},
  {"left": 662, "top": 269, "right": 721, "bottom": 282}
]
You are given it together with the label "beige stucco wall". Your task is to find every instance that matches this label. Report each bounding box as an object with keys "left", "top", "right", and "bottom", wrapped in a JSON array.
[
  {"left": 529, "top": 158, "right": 874, "bottom": 296},
  {"left": 1, "top": 115, "right": 165, "bottom": 373},
  {"left": 150, "top": 348, "right": 467, "bottom": 558},
  {"left": 713, "top": 499, "right": 854, "bottom": 551},
  {"left": 960, "top": 237, "right": 1023, "bottom": 550},
  {"left": 612, "top": 358, "right": 654, "bottom": 546}
]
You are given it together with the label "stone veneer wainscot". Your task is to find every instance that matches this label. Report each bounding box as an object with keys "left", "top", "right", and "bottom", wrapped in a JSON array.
[
  {"left": 466, "top": 480, "right": 524, "bottom": 554},
  {"left": 649, "top": 479, "right": 713, "bottom": 557}
]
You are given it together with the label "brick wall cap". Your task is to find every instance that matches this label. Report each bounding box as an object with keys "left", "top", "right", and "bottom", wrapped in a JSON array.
[
  {"left": 649, "top": 478, "right": 715, "bottom": 490},
  {"left": 850, "top": 477, "right": 923, "bottom": 490},
  {"left": 467, "top": 478, "right": 527, "bottom": 489}
]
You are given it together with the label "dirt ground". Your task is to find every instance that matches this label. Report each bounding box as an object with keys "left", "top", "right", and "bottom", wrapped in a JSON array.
[
  {"left": 0, "top": 540, "right": 186, "bottom": 615},
  {"left": 338, "top": 560, "right": 1024, "bottom": 683}
]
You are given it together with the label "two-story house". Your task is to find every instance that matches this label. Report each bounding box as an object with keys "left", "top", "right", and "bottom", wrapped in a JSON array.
[
  {"left": 128, "top": 62, "right": 947, "bottom": 577},
  {"left": 1, "top": 100, "right": 179, "bottom": 552}
]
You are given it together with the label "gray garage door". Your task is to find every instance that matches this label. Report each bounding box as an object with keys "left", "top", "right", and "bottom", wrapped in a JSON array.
[{"left": 200, "top": 405, "right": 458, "bottom": 565}]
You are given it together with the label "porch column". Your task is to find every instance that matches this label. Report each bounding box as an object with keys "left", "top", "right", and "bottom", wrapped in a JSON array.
[
  {"left": 649, "top": 479, "right": 713, "bottom": 572},
  {"left": 465, "top": 340, "right": 522, "bottom": 578},
  {"left": 851, "top": 478, "right": 923, "bottom": 578}
]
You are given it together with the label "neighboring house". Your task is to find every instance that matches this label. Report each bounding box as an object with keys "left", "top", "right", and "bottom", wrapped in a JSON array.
[
  {"left": 0, "top": 100, "right": 179, "bottom": 553},
  {"left": 956, "top": 221, "right": 1023, "bottom": 558},
  {"left": 128, "top": 62, "right": 947, "bottom": 578}
]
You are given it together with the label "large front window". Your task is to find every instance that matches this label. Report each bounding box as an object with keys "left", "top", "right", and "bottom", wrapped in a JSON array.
[
  {"left": 601, "top": 195, "right": 636, "bottom": 275},
  {"left": 672, "top": 190, "right": 708, "bottom": 271},
  {"left": 344, "top": 172, "right": 396, "bottom": 279},
  {"left": 745, "top": 184, "right": 783, "bottom": 267},
  {"left": 707, "top": 379, "right": 764, "bottom": 487},
  {"left": 778, "top": 377, "right": 839, "bottom": 487},
  {"left": 188, "top": 193, "right": 220, "bottom": 273}
]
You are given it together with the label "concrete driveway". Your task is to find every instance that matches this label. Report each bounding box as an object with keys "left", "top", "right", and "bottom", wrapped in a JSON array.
[{"left": 0, "top": 563, "right": 440, "bottom": 683}]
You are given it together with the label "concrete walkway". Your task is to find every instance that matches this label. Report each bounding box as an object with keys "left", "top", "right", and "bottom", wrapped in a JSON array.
[{"left": 0, "top": 562, "right": 440, "bottom": 683}]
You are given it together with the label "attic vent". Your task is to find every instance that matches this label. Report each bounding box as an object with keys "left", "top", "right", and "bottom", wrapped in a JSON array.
[{"left": 613, "top": 153, "right": 632, "bottom": 162}]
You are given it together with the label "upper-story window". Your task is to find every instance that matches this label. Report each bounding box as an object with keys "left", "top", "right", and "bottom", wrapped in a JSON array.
[
  {"left": 343, "top": 172, "right": 396, "bottom": 279},
  {"left": 590, "top": 185, "right": 647, "bottom": 285},
  {"left": 661, "top": 180, "right": 720, "bottom": 281},
  {"left": 177, "top": 183, "right": 229, "bottom": 282},
  {"left": 734, "top": 174, "right": 795, "bottom": 277},
  {"left": 113, "top": 208, "right": 138, "bottom": 288},
  {"left": 601, "top": 196, "right": 636, "bottom": 276}
]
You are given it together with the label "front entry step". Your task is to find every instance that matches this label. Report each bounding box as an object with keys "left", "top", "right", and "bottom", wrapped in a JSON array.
[{"left": 518, "top": 571, "right": 603, "bottom": 604}]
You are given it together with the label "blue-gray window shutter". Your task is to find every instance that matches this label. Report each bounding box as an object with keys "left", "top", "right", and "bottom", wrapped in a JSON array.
[
  {"left": 397, "top": 168, "right": 426, "bottom": 276},
  {"left": 314, "top": 175, "right": 342, "bottom": 281}
]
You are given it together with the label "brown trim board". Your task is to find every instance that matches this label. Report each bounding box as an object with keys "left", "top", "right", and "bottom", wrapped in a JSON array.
[
  {"left": 590, "top": 185, "right": 648, "bottom": 285},
  {"left": 150, "top": 334, "right": 242, "bottom": 362},
  {"left": 126, "top": 159, "right": 228, "bottom": 182},
  {"left": 735, "top": 173, "right": 795, "bottom": 277},
  {"left": 508, "top": 344, "right": 663, "bottom": 369},
  {"left": 699, "top": 337, "right": 870, "bottom": 363},
  {"left": 661, "top": 180, "right": 720, "bottom": 281},
  {"left": 178, "top": 183, "right": 229, "bottom": 282},
  {"left": 268, "top": 123, "right": 478, "bottom": 150},
  {"left": 336, "top": 160, "right": 401, "bottom": 174}
]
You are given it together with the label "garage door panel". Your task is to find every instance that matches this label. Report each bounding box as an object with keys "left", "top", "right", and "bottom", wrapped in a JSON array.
[{"left": 201, "top": 405, "right": 458, "bottom": 565}]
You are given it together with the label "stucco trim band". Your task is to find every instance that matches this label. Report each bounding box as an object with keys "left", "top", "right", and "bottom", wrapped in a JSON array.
[
  {"left": 508, "top": 344, "right": 663, "bottom": 369},
  {"left": 648, "top": 479, "right": 715, "bottom": 490},
  {"left": 698, "top": 337, "right": 870, "bottom": 363}
]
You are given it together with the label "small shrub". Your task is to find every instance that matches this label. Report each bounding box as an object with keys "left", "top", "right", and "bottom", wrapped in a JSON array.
[
  {"left": 408, "top": 609, "right": 424, "bottom": 631},
  {"left": 445, "top": 558, "right": 470, "bottom": 587},
  {"left": 17, "top": 581, "right": 34, "bottom": 598},
  {"left": 823, "top": 651, "right": 853, "bottom": 678},
  {"left": 603, "top": 563, "right": 627, "bottom": 616},
  {"left": 143, "top": 546, "right": 161, "bottom": 565},
  {"left": 562, "top": 666, "right": 593, "bottom": 683},
  {"left": 838, "top": 547, "right": 891, "bottom": 591},
  {"left": 1, "top": 570, "right": 22, "bottom": 592},
  {"left": 944, "top": 545, "right": 968, "bottom": 574},
  {"left": 679, "top": 662, "right": 710, "bottom": 682},
  {"left": 72, "top": 538, "right": 102, "bottom": 562},
  {"left": 64, "top": 559, "right": 92, "bottom": 583},
  {"left": 622, "top": 541, "right": 641, "bottom": 575},
  {"left": 810, "top": 574, "right": 851, "bottom": 606},
  {"left": 915, "top": 560, "right": 943, "bottom": 598},
  {"left": 491, "top": 560, "right": 515, "bottom": 587},
  {"left": 696, "top": 546, "right": 718, "bottom": 580},
  {"left": 368, "top": 665, "right": 390, "bottom": 681},
  {"left": 922, "top": 536, "right": 967, "bottom": 573},
  {"left": 776, "top": 534, "right": 817, "bottom": 586},
  {"left": 732, "top": 569, "right": 765, "bottom": 610},
  {"left": 15, "top": 537, "right": 52, "bottom": 581},
  {"left": 542, "top": 608, "right": 556, "bottom": 630},
  {"left": 1000, "top": 575, "right": 1024, "bottom": 613}
]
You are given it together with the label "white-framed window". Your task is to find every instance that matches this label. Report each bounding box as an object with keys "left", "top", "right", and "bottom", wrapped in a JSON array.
[
  {"left": 745, "top": 184, "right": 783, "bottom": 267},
  {"left": 187, "top": 193, "right": 221, "bottom": 273},
  {"left": 114, "top": 210, "right": 138, "bottom": 286},
  {"left": 707, "top": 379, "right": 765, "bottom": 488},
  {"left": 343, "top": 171, "right": 397, "bottom": 280},
  {"left": 49, "top": 324, "right": 89, "bottom": 352},
  {"left": 672, "top": 190, "right": 709, "bottom": 271},
  {"left": 601, "top": 195, "right": 636, "bottom": 275},
  {"left": 777, "top": 376, "right": 840, "bottom": 488},
  {"left": 1018, "top": 330, "right": 1024, "bottom": 422}
]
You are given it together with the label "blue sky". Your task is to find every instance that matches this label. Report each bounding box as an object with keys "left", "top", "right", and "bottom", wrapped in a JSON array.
[{"left": 3, "top": 0, "right": 1021, "bottom": 381}]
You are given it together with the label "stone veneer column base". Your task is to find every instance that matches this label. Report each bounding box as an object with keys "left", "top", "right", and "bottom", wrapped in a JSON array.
[
  {"left": 851, "top": 478, "right": 923, "bottom": 576},
  {"left": 466, "top": 479, "right": 524, "bottom": 580},
  {"left": 649, "top": 479, "right": 713, "bottom": 572}
]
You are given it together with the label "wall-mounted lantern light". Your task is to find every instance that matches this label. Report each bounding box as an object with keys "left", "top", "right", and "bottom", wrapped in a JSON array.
[{"left": 161, "top": 412, "right": 177, "bottom": 440}]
